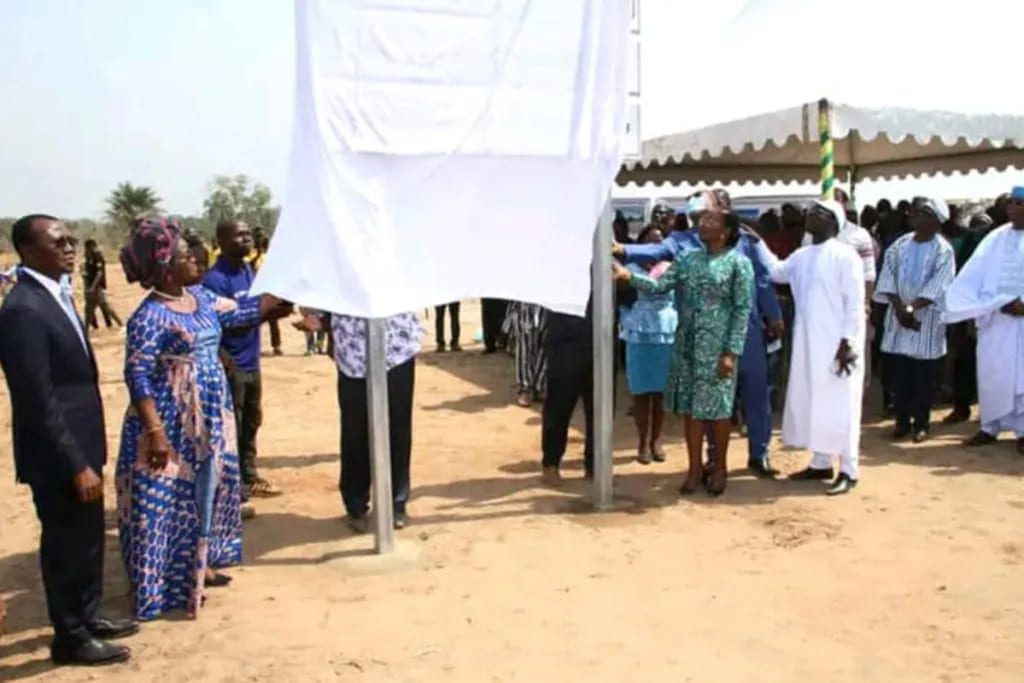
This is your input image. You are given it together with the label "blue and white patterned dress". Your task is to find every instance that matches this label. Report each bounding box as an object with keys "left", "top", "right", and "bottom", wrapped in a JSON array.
[
  {"left": 116, "top": 286, "right": 259, "bottom": 620},
  {"left": 620, "top": 262, "right": 678, "bottom": 395}
]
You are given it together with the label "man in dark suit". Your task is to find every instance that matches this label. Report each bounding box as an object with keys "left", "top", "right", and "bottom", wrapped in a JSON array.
[
  {"left": 541, "top": 299, "right": 596, "bottom": 486},
  {"left": 0, "top": 215, "right": 136, "bottom": 667}
]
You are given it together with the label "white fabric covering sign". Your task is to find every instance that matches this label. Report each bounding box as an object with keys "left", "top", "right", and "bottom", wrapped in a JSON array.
[{"left": 252, "top": 0, "right": 631, "bottom": 317}]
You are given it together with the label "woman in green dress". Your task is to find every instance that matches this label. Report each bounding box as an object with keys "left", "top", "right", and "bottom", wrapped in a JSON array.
[{"left": 614, "top": 196, "right": 753, "bottom": 496}]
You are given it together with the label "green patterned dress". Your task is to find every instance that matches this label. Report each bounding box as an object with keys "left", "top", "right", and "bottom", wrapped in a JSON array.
[{"left": 630, "top": 248, "right": 753, "bottom": 419}]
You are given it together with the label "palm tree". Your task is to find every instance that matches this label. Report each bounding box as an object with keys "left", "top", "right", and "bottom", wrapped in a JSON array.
[{"left": 105, "top": 182, "right": 162, "bottom": 229}]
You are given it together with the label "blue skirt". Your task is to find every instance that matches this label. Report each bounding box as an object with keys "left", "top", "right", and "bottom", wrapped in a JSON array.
[{"left": 626, "top": 342, "right": 672, "bottom": 395}]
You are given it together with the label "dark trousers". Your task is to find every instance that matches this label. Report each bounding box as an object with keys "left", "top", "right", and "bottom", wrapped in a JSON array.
[
  {"left": 268, "top": 320, "right": 282, "bottom": 351},
  {"left": 735, "top": 326, "right": 771, "bottom": 464},
  {"left": 434, "top": 303, "right": 461, "bottom": 347},
  {"left": 950, "top": 323, "right": 977, "bottom": 415},
  {"left": 880, "top": 352, "right": 897, "bottom": 409},
  {"left": 893, "top": 354, "right": 943, "bottom": 431},
  {"left": 336, "top": 359, "right": 415, "bottom": 517},
  {"left": 481, "top": 299, "right": 508, "bottom": 351},
  {"left": 231, "top": 369, "right": 263, "bottom": 484},
  {"left": 542, "top": 347, "right": 594, "bottom": 472},
  {"left": 30, "top": 482, "right": 104, "bottom": 645},
  {"left": 84, "top": 290, "right": 121, "bottom": 330},
  {"left": 322, "top": 313, "right": 335, "bottom": 358}
]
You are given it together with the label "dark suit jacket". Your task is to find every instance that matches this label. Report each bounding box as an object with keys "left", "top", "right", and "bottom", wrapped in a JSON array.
[{"left": 0, "top": 274, "right": 106, "bottom": 485}]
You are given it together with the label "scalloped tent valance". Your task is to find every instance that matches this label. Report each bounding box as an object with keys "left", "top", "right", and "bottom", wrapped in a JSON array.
[{"left": 617, "top": 101, "right": 1024, "bottom": 188}]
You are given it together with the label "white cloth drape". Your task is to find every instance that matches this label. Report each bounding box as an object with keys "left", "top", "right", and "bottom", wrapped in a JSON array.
[{"left": 252, "top": 0, "right": 631, "bottom": 317}]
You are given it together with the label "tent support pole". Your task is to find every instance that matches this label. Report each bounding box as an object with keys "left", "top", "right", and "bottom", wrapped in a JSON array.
[
  {"left": 366, "top": 317, "right": 395, "bottom": 553},
  {"left": 848, "top": 134, "right": 859, "bottom": 205},
  {"left": 818, "top": 98, "right": 835, "bottom": 200},
  {"left": 591, "top": 196, "right": 614, "bottom": 510}
]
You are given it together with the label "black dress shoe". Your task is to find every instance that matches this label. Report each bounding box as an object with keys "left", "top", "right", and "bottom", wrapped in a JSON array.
[
  {"left": 912, "top": 429, "right": 929, "bottom": 444},
  {"left": 88, "top": 617, "right": 139, "bottom": 640},
  {"left": 964, "top": 430, "right": 998, "bottom": 447},
  {"left": 52, "top": 637, "right": 131, "bottom": 667},
  {"left": 346, "top": 515, "right": 369, "bottom": 534},
  {"left": 825, "top": 473, "right": 858, "bottom": 496},
  {"left": 942, "top": 410, "right": 970, "bottom": 425},
  {"left": 892, "top": 425, "right": 912, "bottom": 439},
  {"left": 748, "top": 459, "right": 779, "bottom": 479},
  {"left": 788, "top": 466, "right": 833, "bottom": 481}
]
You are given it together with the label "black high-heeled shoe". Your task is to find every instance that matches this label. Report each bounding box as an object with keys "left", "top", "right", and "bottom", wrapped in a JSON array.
[
  {"left": 700, "top": 466, "right": 713, "bottom": 488},
  {"left": 705, "top": 472, "right": 727, "bottom": 497},
  {"left": 206, "top": 572, "right": 233, "bottom": 588},
  {"left": 679, "top": 480, "right": 700, "bottom": 496}
]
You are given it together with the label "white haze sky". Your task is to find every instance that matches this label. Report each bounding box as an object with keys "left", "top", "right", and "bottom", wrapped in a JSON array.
[{"left": 0, "top": 0, "right": 1021, "bottom": 218}]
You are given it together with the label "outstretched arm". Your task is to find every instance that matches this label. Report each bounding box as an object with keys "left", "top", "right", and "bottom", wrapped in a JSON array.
[
  {"left": 620, "top": 240, "right": 676, "bottom": 267},
  {"left": 619, "top": 253, "right": 687, "bottom": 295},
  {"left": 753, "top": 240, "right": 789, "bottom": 284}
]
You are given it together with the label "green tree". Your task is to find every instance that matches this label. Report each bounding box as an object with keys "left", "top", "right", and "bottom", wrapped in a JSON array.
[
  {"left": 179, "top": 215, "right": 215, "bottom": 240},
  {"left": 202, "top": 174, "right": 279, "bottom": 232},
  {"left": 0, "top": 217, "right": 13, "bottom": 256},
  {"left": 105, "top": 182, "right": 162, "bottom": 229}
]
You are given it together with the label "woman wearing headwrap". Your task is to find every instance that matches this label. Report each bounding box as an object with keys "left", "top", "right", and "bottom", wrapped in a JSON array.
[
  {"left": 116, "top": 217, "right": 290, "bottom": 619},
  {"left": 614, "top": 193, "right": 753, "bottom": 496}
]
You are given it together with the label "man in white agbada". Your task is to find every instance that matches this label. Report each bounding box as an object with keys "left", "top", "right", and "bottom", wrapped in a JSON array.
[
  {"left": 755, "top": 200, "right": 866, "bottom": 495},
  {"left": 943, "top": 186, "right": 1024, "bottom": 455}
]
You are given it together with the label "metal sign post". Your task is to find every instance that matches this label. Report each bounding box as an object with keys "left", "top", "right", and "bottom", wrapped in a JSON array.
[
  {"left": 591, "top": 199, "right": 615, "bottom": 510},
  {"left": 366, "top": 317, "right": 395, "bottom": 553}
]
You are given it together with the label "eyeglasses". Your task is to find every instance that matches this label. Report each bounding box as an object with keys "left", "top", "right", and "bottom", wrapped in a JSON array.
[{"left": 50, "top": 236, "right": 78, "bottom": 248}]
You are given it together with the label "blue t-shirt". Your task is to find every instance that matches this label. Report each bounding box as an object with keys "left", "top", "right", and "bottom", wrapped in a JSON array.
[{"left": 203, "top": 258, "right": 261, "bottom": 372}]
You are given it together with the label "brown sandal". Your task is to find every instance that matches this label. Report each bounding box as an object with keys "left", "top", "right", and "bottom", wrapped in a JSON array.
[{"left": 247, "top": 478, "right": 283, "bottom": 498}]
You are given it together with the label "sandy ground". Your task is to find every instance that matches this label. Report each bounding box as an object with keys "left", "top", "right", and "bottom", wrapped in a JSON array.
[{"left": 1, "top": 272, "right": 1024, "bottom": 683}]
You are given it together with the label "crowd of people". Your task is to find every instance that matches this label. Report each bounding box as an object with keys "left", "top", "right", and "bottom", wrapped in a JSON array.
[
  {"left": 1, "top": 183, "right": 1023, "bottom": 666},
  {"left": 486, "top": 185, "right": 1024, "bottom": 498}
]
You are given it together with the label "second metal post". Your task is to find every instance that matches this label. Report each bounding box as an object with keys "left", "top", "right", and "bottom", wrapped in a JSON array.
[
  {"left": 366, "top": 317, "right": 395, "bottom": 553},
  {"left": 591, "top": 198, "right": 615, "bottom": 510}
]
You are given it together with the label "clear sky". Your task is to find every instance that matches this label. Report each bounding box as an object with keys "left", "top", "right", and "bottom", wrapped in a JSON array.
[{"left": 1, "top": 0, "right": 1021, "bottom": 218}]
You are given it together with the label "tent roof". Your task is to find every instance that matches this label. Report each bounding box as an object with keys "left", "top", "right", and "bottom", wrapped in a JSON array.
[{"left": 617, "top": 101, "right": 1024, "bottom": 187}]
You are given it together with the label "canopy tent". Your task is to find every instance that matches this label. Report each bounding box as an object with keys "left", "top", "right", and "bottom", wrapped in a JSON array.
[{"left": 617, "top": 100, "right": 1024, "bottom": 191}]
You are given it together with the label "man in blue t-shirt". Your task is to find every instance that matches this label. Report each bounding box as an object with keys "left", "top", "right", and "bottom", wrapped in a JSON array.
[{"left": 203, "top": 219, "right": 282, "bottom": 499}]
